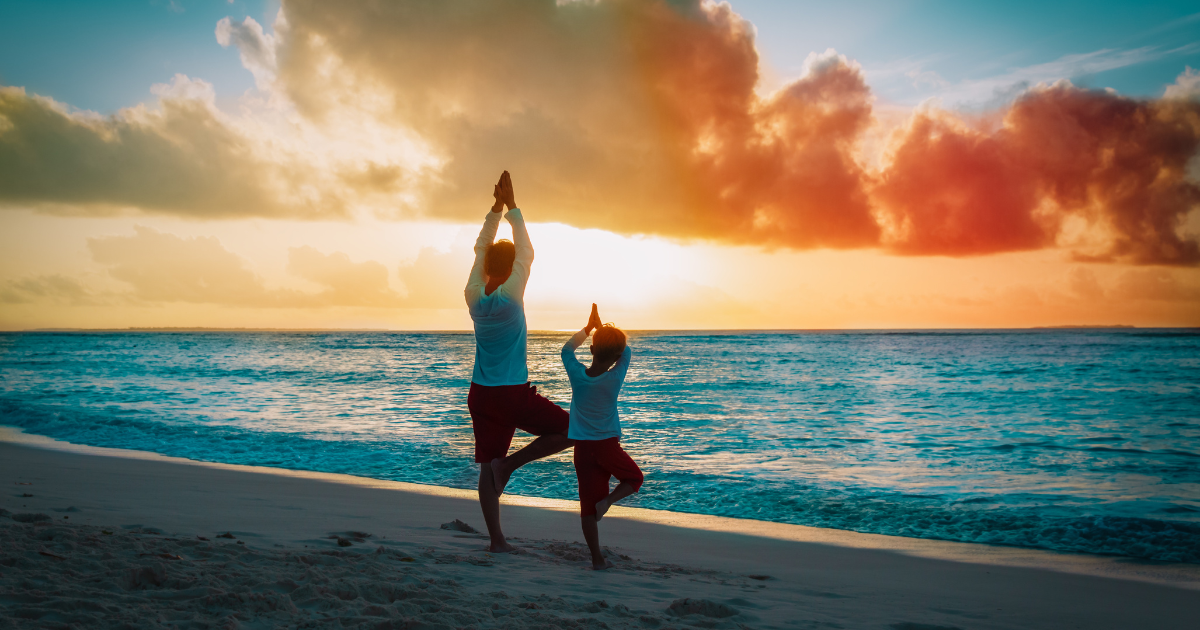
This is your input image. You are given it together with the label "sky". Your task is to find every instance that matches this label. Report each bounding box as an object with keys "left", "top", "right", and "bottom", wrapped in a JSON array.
[{"left": 0, "top": 0, "right": 1198, "bottom": 330}]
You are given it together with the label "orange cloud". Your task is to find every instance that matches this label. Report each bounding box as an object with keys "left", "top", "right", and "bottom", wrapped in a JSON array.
[
  {"left": 877, "top": 83, "right": 1200, "bottom": 264},
  {"left": 625, "top": 0, "right": 877, "bottom": 247},
  {"left": 273, "top": 0, "right": 1200, "bottom": 262},
  {"left": 275, "top": 0, "right": 879, "bottom": 247},
  {"left": 0, "top": 0, "right": 1196, "bottom": 266}
]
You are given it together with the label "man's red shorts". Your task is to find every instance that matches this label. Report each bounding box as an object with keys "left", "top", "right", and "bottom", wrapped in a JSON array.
[
  {"left": 467, "top": 382, "right": 569, "bottom": 463},
  {"left": 573, "top": 437, "right": 644, "bottom": 517}
]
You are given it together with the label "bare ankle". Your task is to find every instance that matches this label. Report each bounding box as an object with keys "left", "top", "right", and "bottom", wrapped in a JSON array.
[{"left": 489, "top": 539, "right": 516, "bottom": 553}]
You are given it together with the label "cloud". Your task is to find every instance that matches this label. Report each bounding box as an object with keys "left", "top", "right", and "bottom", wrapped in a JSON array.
[
  {"left": 662, "top": 46, "right": 880, "bottom": 248},
  {"left": 0, "top": 79, "right": 344, "bottom": 219},
  {"left": 1165, "top": 67, "right": 1200, "bottom": 100},
  {"left": 270, "top": 0, "right": 1200, "bottom": 262},
  {"left": 876, "top": 82, "right": 1200, "bottom": 265},
  {"left": 1050, "top": 265, "right": 1200, "bottom": 314},
  {"left": 215, "top": 16, "right": 278, "bottom": 91},
  {"left": 87, "top": 227, "right": 403, "bottom": 307},
  {"left": 873, "top": 110, "right": 1051, "bottom": 256},
  {"left": 1111, "top": 268, "right": 1200, "bottom": 302},
  {"left": 1, "top": 0, "right": 1197, "bottom": 266},
  {"left": 0, "top": 274, "right": 102, "bottom": 305},
  {"left": 275, "top": 0, "right": 878, "bottom": 248},
  {"left": 89, "top": 226, "right": 291, "bottom": 305},
  {"left": 396, "top": 246, "right": 470, "bottom": 309},
  {"left": 917, "top": 47, "right": 1184, "bottom": 109},
  {"left": 287, "top": 246, "right": 403, "bottom": 306}
]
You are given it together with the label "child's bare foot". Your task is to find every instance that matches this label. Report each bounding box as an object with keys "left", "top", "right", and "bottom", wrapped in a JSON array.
[
  {"left": 594, "top": 499, "right": 611, "bottom": 521},
  {"left": 490, "top": 458, "right": 510, "bottom": 494},
  {"left": 489, "top": 540, "right": 517, "bottom": 553}
]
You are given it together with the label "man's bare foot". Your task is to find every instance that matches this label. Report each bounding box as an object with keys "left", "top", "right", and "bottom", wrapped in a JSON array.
[
  {"left": 488, "top": 541, "right": 517, "bottom": 553},
  {"left": 595, "top": 499, "right": 611, "bottom": 521},
  {"left": 490, "top": 458, "right": 510, "bottom": 494},
  {"left": 591, "top": 559, "right": 613, "bottom": 570}
]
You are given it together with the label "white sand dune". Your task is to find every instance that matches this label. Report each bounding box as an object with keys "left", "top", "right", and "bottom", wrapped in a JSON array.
[{"left": 1, "top": 434, "right": 1198, "bottom": 629}]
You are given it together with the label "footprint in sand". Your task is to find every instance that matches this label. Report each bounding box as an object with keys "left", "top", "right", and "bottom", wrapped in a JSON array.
[
  {"left": 666, "top": 598, "right": 739, "bottom": 619},
  {"left": 930, "top": 607, "right": 990, "bottom": 620},
  {"left": 327, "top": 531, "right": 372, "bottom": 546},
  {"left": 797, "top": 588, "right": 851, "bottom": 599},
  {"left": 440, "top": 519, "right": 478, "bottom": 533},
  {"left": 11, "top": 513, "right": 51, "bottom": 523}
]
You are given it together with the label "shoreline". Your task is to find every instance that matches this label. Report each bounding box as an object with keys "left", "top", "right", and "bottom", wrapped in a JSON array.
[
  {"left": 3, "top": 427, "right": 1198, "bottom": 589},
  {"left": 10, "top": 327, "right": 1200, "bottom": 334},
  {"left": 3, "top": 430, "right": 1199, "bottom": 628}
]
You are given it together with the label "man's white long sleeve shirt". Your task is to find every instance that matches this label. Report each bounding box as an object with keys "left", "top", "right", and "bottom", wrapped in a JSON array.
[{"left": 465, "top": 208, "right": 534, "bottom": 386}]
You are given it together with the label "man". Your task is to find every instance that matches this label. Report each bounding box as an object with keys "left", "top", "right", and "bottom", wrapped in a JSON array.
[{"left": 465, "top": 171, "right": 572, "bottom": 552}]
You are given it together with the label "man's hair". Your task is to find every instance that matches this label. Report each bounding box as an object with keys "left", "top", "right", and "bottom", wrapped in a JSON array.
[
  {"left": 485, "top": 240, "right": 516, "bottom": 279},
  {"left": 592, "top": 324, "right": 627, "bottom": 363}
]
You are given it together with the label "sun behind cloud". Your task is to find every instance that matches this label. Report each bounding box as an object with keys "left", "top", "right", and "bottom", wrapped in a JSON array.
[{"left": 0, "top": 0, "right": 1197, "bottom": 330}]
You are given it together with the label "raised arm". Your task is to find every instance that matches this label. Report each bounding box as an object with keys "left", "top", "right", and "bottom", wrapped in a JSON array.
[
  {"left": 561, "top": 327, "right": 589, "bottom": 376},
  {"left": 464, "top": 175, "right": 507, "bottom": 302},
  {"left": 503, "top": 208, "right": 534, "bottom": 291},
  {"left": 465, "top": 209, "right": 503, "bottom": 304},
  {"left": 561, "top": 303, "right": 600, "bottom": 376},
  {"left": 612, "top": 344, "right": 633, "bottom": 379},
  {"left": 498, "top": 171, "right": 534, "bottom": 295}
]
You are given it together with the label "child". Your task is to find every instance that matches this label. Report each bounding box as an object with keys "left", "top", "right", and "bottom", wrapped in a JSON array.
[{"left": 562, "top": 303, "right": 642, "bottom": 570}]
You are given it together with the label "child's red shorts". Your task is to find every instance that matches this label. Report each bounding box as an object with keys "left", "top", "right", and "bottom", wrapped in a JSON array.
[
  {"left": 467, "top": 382, "right": 569, "bottom": 463},
  {"left": 573, "top": 437, "right": 643, "bottom": 517}
]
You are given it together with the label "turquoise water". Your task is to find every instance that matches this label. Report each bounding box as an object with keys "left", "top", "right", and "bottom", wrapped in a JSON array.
[{"left": 1, "top": 330, "right": 1197, "bottom": 562}]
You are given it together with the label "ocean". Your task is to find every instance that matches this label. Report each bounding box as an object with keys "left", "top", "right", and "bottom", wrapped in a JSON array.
[{"left": 1, "top": 329, "right": 1197, "bottom": 563}]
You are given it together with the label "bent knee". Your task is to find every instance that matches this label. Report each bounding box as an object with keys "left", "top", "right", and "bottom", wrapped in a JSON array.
[{"left": 622, "top": 472, "right": 644, "bottom": 492}]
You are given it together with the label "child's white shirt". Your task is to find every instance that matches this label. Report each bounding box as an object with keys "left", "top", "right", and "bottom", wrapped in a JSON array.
[{"left": 561, "top": 329, "right": 632, "bottom": 440}]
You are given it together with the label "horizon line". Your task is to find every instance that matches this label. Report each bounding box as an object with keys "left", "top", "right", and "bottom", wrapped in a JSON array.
[{"left": 6, "top": 325, "right": 1197, "bottom": 334}]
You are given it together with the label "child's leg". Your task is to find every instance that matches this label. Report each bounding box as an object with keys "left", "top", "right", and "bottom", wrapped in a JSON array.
[
  {"left": 593, "top": 439, "right": 644, "bottom": 521},
  {"left": 580, "top": 515, "right": 609, "bottom": 570},
  {"left": 575, "top": 441, "right": 613, "bottom": 570},
  {"left": 595, "top": 481, "right": 637, "bottom": 521}
]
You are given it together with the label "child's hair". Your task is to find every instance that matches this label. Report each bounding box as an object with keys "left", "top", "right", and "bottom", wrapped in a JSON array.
[
  {"left": 485, "top": 240, "right": 516, "bottom": 278},
  {"left": 592, "top": 324, "right": 627, "bottom": 363}
]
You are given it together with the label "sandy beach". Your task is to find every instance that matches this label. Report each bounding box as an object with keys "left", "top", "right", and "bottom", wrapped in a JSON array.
[{"left": 2, "top": 433, "right": 1198, "bottom": 629}]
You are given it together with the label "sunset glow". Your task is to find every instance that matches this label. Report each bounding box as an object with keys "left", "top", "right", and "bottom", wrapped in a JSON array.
[{"left": 2, "top": 0, "right": 1198, "bottom": 330}]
